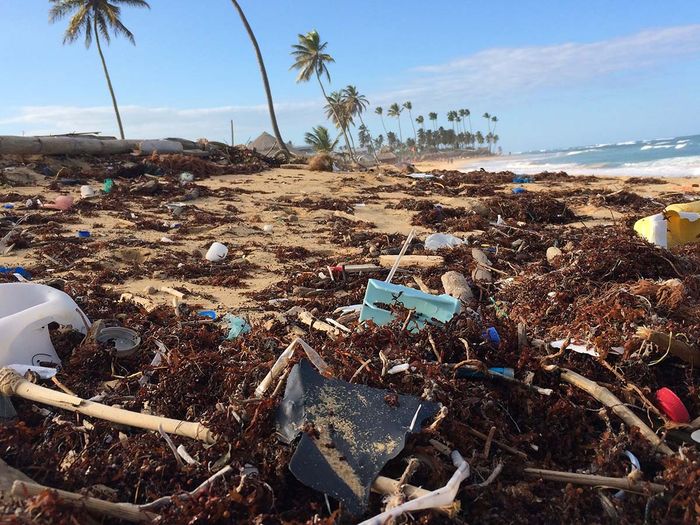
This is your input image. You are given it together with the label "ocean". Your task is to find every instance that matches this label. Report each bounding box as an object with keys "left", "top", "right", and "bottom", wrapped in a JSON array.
[{"left": 463, "top": 133, "right": 700, "bottom": 177}]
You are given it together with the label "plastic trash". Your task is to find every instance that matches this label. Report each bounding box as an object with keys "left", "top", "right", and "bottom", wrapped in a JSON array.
[
  {"left": 205, "top": 242, "right": 228, "bottom": 262},
  {"left": 95, "top": 326, "right": 141, "bottom": 358},
  {"left": 655, "top": 387, "right": 690, "bottom": 423},
  {"left": 512, "top": 176, "right": 533, "bottom": 183},
  {"left": 0, "top": 267, "right": 31, "bottom": 280},
  {"left": 76, "top": 230, "right": 91, "bottom": 238},
  {"left": 80, "top": 185, "right": 97, "bottom": 198},
  {"left": 512, "top": 187, "right": 526, "bottom": 194},
  {"left": 483, "top": 327, "right": 501, "bottom": 345},
  {"left": 0, "top": 283, "right": 91, "bottom": 369},
  {"left": 223, "top": 314, "right": 250, "bottom": 340},
  {"left": 198, "top": 310, "right": 217, "bottom": 320},
  {"left": 277, "top": 359, "right": 439, "bottom": 514},
  {"left": 263, "top": 224, "right": 274, "bottom": 233},
  {"left": 179, "top": 172, "right": 194, "bottom": 184},
  {"left": 634, "top": 200, "right": 700, "bottom": 248},
  {"left": 424, "top": 233, "right": 464, "bottom": 251},
  {"left": 103, "top": 178, "right": 114, "bottom": 193},
  {"left": 406, "top": 172, "right": 434, "bottom": 179},
  {"left": 691, "top": 429, "right": 700, "bottom": 444},
  {"left": 614, "top": 450, "right": 641, "bottom": 499},
  {"left": 2, "top": 204, "right": 14, "bottom": 209},
  {"left": 456, "top": 366, "right": 514, "bottom": 379},
  {"left": 359, "top": 279, "right": 461, "bottom": 332}
]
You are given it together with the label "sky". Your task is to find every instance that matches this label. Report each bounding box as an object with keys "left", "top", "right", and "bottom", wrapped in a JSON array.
[{"left": 0, "top": 0, "right": 699, "bottom": 152}]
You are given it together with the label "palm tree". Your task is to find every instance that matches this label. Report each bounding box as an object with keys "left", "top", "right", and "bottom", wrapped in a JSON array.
[
  {"left": 428, "top": 112, "right": 438, "bottom": 131},
  {"left": 387, "top": 103, "right": 403, "bottom": 143},
  {"left": 415, "top": 115, "right": 424, "bottom": 129},
  {"left": 403, "top": 101, "right": 417, "bottom": 144},
  {"left": 343, "top": 85, "right": 378, "bottom": 163},
  {"left": 290, "top": 30, "right": 355, "bottom": 161},
  {"left": 49, "top": 0, "right": 150, "bottom": 140},
  {"left": 447, "top": 111, "right": 456, "bottom": 134},
  {"left": 230, "top": 0, "right": 290, "bottom": 158},
  {"left": 458, "top": 109, "right": 467, "bottom": 134},
  {"left": 464, "top": 108, "right": 472, "bottom": 133},
  {"left": 491, "top": 115, "right": 498, "bottom": 134},
  {"left": 304, "top": 125, "right": 338, "bottom": 153},
  {"left": 475, "top": 130, "right": 485, "bottom": 147},
  {"left": 483, "top": 112, "right": 492, "bottom": 134},
  {"left": 375, "top": 106, "right": 389, "bottom": 136},
  {"left": 324, "top": 91, "right": 355, "bottom": 154}
]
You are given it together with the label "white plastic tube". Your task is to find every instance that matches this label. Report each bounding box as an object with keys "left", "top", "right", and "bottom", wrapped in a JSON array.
[{"left": 359, "top": 450, "right": 470, "bottom": 525}]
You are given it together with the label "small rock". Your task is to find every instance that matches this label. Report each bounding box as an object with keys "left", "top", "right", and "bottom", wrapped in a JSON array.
[{"left": 546, "top": 246, "right": 563, "bottom": 264}]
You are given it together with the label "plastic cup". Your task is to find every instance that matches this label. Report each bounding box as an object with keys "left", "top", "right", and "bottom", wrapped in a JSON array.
[
  {"left": 205, "top": 242, "right": 228, "bottom": 262},
  {"left": 80, "top": 185, "right": 96, "bottom": 198}
]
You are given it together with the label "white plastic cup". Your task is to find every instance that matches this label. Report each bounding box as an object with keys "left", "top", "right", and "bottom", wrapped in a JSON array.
[
  {"left": 205, "top": 242, "right": 228, "bottom": 262},
  {"left": 80, "top": 185, "right": 96, "bottom": 198}
]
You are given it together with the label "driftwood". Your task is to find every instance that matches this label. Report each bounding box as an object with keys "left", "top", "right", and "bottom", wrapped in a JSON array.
[
  {"left": 524, "top": 468, "right": 666, "bottom": 494},
  {"left": 11, "top": 481, "right": 157, "bottom": 522},
  {"left": 0, "top": 368, "right": 214, "bottom": 444},
  {"left": 549, "top": 366, "right": 673, "bottom": 455},
  {"left": 471, "top": 248, "right": 493, "bottom": 283},
  {"left": 379, "top": 255, "right": 444, "bottom": 269},
  {"left": 371, "top": 476, "right": 458, "bottom": 517},
  {"left": 297, "top": 310, "right": 341, "bottom": 339},
  {"left": 636, "top": 327, "right": 700, "bottom": 366},
  {"left": 0, "top": 135, "right": 140, "bottom": 155},
  {"left": 441, "top": 271, "right": 474, "bottom": 302}
]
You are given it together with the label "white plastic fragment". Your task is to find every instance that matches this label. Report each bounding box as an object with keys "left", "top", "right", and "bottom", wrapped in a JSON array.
[
  {"left": 550, "top": 339, "right": 624, "bottom": 357},
  {"left": 358, "top": 450, "right": 470, "bottom": 525},
  {"left": 424, "top": 233, "right": 464, "bottom": 251},
  {"left": 254, "top": 338, "right": 329, "bottom": 398},
  {"left": 387, "top": 363, "right": 410, "bottom": 375}
]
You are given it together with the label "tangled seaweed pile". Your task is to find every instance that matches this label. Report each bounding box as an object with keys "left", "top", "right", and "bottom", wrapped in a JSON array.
[{"left": 1, "top": 165, "right": 700, "bottom": 524}]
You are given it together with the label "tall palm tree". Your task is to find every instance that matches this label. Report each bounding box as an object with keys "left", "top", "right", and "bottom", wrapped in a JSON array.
[
  {"left": 343, "top": 85, "right": 378, "bottom": 163},
  {"left": 491, "top": 115, "right": 498, "bottom": 134},
  {"left": 375, "top": 106, "right": 388, "bottom": 137},
  {"left": 230, "top": 0, "right": 290, "bottom": 157},
  {"left": 304, "top": 125, "right": 338, "bottom": 153},
  {"left": 290, "top": 30, "right": 355, "bottom": 161},
  {"left": 403, "top": 101, "right": 417, "bottom": 144},
  {"left": 483, "top": 112, "right": 492, "bottom": 134},
  {"left": 387, "top": 103, "right": 403, "bottom": 143},
  {"left": 447, "top": 111, "right": 456, "bottom": 134},
  {"left": 49, "top": 0, "right": 150, "bottom": 140},
  {"left": 415, "top": 115, "right": 424, "bottom": 129},
  {"left": 428, "top": 112, "right": 438, "bottom": 131},
  {"left": 458, "top": 109, "right": 467, "bottom": 134},
  {"left": 464, "top": 108, "right": 472, "bottom": 133}
]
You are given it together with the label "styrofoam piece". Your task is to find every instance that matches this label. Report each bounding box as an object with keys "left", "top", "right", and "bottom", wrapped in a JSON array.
[
  {"left": 0, "top": 283, "right": 91, "bottom": 368},
  {"left": 424, "top": 233, "right": 464, "bottom": 251},
  {"left": 205, "top": 242, "right": 228, "bottom": 262},
  {"left": 359, "top": 279, "right": 461, "bottom": 332}
]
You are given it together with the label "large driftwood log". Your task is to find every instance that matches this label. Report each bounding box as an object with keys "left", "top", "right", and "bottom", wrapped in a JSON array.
[
  {"left": 0, "top": 368, "right": 214, "bottom": 444},
  {"left": 379, "top": 255, "right": 444, "bottom": 269}
]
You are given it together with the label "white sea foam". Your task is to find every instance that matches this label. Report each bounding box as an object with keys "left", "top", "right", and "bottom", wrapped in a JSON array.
[
  {"left": 616, "top": 141, "right": 637, "bottom": 146},
  {"left": 676, "top": 143, "right": 688, "bottom": 149},
  {"left": 640, "top": 145, "right": 653, "bottom": 150}
]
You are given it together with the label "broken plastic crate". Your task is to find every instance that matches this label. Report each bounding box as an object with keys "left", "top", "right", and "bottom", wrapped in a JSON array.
[
  {"left": 359, "top": 279, "right": 461, "bottom": 332},
  {"left": 277, "top": 359, "right": 439, "bottom": 514},
  {"left": 0, "top": 283, "right": 90, "bottom": 368}
]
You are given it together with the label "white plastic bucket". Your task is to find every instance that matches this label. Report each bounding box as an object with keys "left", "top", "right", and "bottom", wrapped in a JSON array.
[{"left": 205, "top": 242, "right": 228, "bottom": 262}]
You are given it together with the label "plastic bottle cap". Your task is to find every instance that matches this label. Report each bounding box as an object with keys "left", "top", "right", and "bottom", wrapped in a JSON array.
[{"left": 655, "top": 387, "right": 690, "bottom": 423}]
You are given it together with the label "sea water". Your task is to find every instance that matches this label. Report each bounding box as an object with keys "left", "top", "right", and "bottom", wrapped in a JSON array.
[{"left": 463, "top": 134, "right": 700, "bottom": 177}]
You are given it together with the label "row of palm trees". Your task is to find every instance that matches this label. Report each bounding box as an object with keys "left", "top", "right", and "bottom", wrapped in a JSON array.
[{"left": 47, "top": 0, "right": 500, "bottom": 161}]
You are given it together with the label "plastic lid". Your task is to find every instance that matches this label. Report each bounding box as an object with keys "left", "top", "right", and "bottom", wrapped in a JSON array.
[{"left": 655, "top": 387, "right": 690, "bottom": 423}]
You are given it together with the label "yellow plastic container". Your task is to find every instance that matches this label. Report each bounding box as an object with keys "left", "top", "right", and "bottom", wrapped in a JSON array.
[{"left": 634, "top": 200, "right": 700, "bottom": 248}]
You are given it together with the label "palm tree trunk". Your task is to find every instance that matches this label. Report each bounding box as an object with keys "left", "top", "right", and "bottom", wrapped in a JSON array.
[
  {"left": 316, "top": 73, "right": 355, "bottom": 161},
  {"left": 94, "top": 19, "right": 125, "bottom": 140},
  {"left": 408, "top": 109, "right": 417, "bottom": 144},
  {"left": 396, "top": 117, "right": 403, "bottom": 144},
  {"left": 379, "top": 115, "right": 388, "bottom": 137},
  {"left": 231, "top": 0, "right": 291, "bottom": 158}
]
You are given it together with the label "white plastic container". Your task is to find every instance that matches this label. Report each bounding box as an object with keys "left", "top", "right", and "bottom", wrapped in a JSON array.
[
  {"left": 205, "top": 242, "right": 228, "bottom": 262},
  {"left": 263, "top": 224, "right": 274, "bottom": 233},
  {"left": 0, "top": 283, "right": 91, "bottom": 368},
  {"left": 80, "top": 185, "right": 96, "bottom": 198}
]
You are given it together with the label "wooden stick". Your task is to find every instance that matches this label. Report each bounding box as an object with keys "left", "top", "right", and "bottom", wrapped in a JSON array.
[
  {"left": 552, "top": 367, "right": 673, "bottom": 456},
  {"left": 523, "top": 468, "right": 666, "bottom": 494},
  {"left": 454, "top": 422, "right": 528, "bottom": 459},
  {"left": 0, "top": 368, "right": 214, "bottom": 444},
  {"left": 379, "top": 254, "right": 444, "bottom": 270},
  {"left": 11, "top": 481, "right": 157, "bottom": 522},
  {"left": 297, "top": 310, "right": 341, "bottom": 339},
  {"left": 636, "top": 327, "right": 700, "bottom": 366}
]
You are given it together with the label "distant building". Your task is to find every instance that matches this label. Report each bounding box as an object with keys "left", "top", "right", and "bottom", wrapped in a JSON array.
[{"left": 248, "top": 132, "right": 312, "bottom": 157}]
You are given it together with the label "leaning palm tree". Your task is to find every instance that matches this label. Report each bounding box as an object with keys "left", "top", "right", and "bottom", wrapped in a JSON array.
[
  {"left": 387, "top": 103, "right": 403, "bottom": 144},
  {"left": 483, "top": 112, "right": 492, "bottom": 134},
  {"left": 415, "top": 115, "right": 424, "bottom": 129},
  {"left": 49, "top": 0, "right": 150, "bottom": 140},
  {"left": 304, "top": 125, "right": 338, "bottom": 153},
  {"left": 231, "top": 0, "right": 290, "bottom": 157},
  {"left": 428, "top": 112, "right": 438, "bottom": 131},
  {"left": 290, "top": 30, "right": 355, "bottom": 161},
  {"left": 491, "top": 115, "right": 498, "bottom": 134},
  {"left": 447, "top": 111, "right": 456, "bottom": 134},
  {"left": 343, "top": 85, "right": 378, "bottom": 163},
  {"left": 463, "top": 108, "right": 472, "bottom": 133},
  {"left": 403, "top": 101, "right": 417, "bottom": 144}
]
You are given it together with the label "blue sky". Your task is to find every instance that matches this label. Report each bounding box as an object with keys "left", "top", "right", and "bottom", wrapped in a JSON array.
[{"left": 0, "top": 0, "right": 699, "bottom": 151}]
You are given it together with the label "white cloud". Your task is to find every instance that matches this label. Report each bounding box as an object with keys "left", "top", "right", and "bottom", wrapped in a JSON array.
[{"left": 379, "top": 24, "right": 700, "bottom": 103}]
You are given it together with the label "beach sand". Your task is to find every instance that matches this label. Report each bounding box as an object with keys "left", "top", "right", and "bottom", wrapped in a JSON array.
[{"left": 2, "top": 161, "right": 698, "bottom": 317}]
